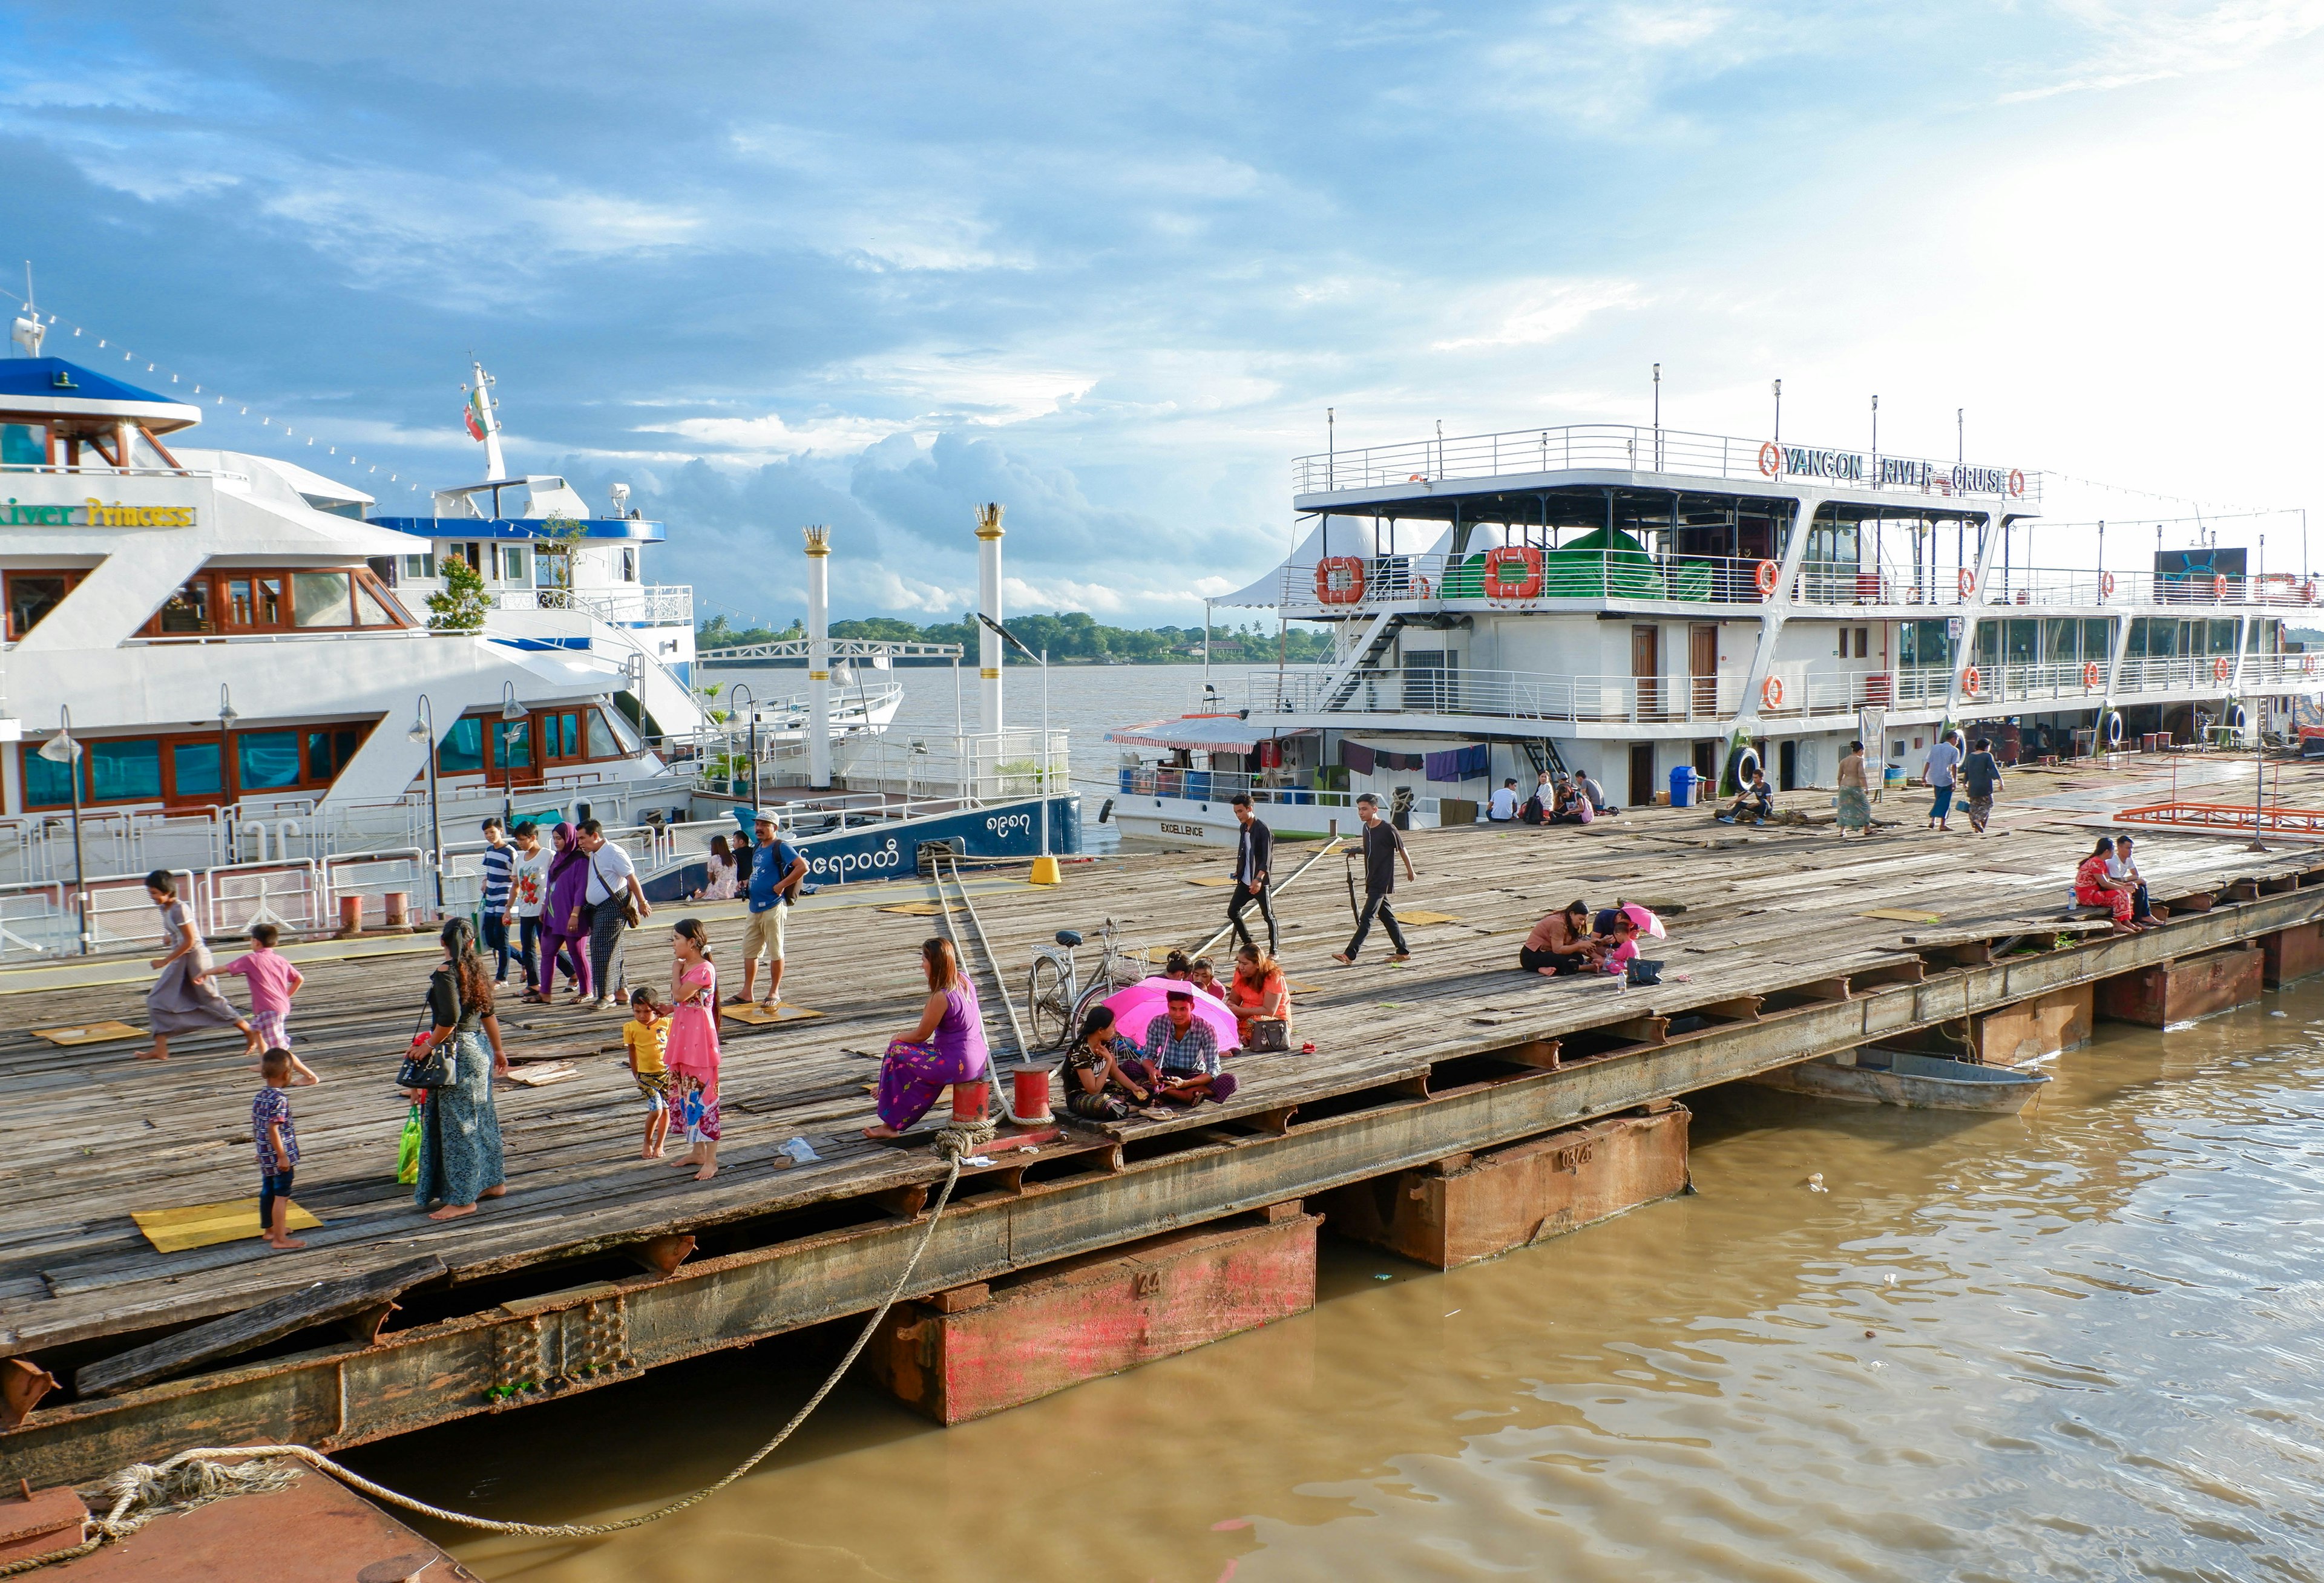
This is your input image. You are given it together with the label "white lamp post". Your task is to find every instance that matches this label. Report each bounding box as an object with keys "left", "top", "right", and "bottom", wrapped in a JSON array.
[
  {"left": 497, "top": 683, "right": 527, "bottom": 829},
  {"left": 37, "top": 707, "right": 87, "bottom": 954},
  {"left": 976, "top": 613, "right": 1055, "bottom": 879},
  {"left": 406, "top": 696, "right": 444, "bottom": 914},
  {"left": 728, "top": 683, "right": 759, "bottom": 810}
]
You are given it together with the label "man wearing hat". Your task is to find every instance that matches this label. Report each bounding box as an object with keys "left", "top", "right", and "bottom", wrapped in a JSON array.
[{"left": 734, "top": 809, "right": 807, "bottom": 1009}]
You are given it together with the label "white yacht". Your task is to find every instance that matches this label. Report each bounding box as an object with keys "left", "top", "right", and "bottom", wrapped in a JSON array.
[{"left": 1109, "top": 418, "right": 2311, "bottom": 844}]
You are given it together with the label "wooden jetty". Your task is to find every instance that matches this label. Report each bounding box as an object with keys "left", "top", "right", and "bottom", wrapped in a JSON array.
[{"left": 5, "top": 752, "right": 2324, "bottom": 1489}]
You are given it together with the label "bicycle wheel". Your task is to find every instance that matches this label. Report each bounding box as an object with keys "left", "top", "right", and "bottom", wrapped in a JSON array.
[
  {"left": 1025, "top": 955, "right": 1072, "bottom": 1050},
  {"left": 1069, "top": 977, "right": 1119, "bottom": 1041}
]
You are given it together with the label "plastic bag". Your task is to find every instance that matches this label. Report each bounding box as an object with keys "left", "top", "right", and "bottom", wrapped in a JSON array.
[{"left": 396, "top": 1101, "right": 422, "bottom": 1185}]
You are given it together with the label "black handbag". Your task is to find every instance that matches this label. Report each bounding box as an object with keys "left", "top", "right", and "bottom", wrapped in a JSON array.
[
  {"left": 1243, "top": 1018, "right": 1291, "bottom": 1053},
  {"left": 397, "top": 997, "right": 455, "bottom": 1088}
]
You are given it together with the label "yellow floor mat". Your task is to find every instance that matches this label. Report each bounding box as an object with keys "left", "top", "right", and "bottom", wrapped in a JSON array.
[
  {"left": 133, "top": 1198, "right": 323, "bottom": 1253},
  {"left": 33, "top": 1020, "right": 144, "bottom": 1046}
]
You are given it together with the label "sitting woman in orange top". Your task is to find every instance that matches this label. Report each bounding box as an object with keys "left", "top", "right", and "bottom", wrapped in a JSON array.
[
  {"left": 2073, "top": 836, "right": 2141, "bottom": 935},
  {"left": 1227, "top": 944, "right": 1292, "bottom": 1051}
]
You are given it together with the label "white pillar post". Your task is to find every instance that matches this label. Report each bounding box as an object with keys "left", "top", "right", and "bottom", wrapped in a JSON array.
[
  {"left": 804, "top": 526, "right": 832, "bottom": 791},
  {"left": 976, "top": 503, "right": 1005, "bottom": 796}
]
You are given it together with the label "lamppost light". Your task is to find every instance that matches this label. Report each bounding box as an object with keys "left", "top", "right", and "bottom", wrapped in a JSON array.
[
  {"left": 406, "top": 717, "right": 430, "bottom": 744},
  {"left": 37, "top": 728, "right": 77, "bottom": 763}
]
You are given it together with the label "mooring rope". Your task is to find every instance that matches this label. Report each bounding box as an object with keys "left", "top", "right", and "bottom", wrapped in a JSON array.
[{"left": 2, "top": 1130, "right": 989, "bottom": 1572}]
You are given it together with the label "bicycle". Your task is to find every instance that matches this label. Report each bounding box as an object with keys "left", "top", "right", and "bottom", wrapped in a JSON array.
[{"left": 1025, "top": 917, "right": 1143, "bottom": 1050}]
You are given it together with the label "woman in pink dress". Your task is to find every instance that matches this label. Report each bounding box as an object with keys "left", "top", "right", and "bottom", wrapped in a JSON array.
[{"left": 663, "top": 918, "right": 724, "bottom": 1181}]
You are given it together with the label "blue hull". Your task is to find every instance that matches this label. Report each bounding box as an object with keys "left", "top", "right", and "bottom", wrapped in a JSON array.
[{"left": 645, "top": 795, "right": 1080, "bottom": 903}]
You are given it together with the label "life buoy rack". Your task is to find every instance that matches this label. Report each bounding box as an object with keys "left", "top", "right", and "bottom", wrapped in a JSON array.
[
  {"left": 2099, "top": 571, "right": 2116, "bottom": 599},
  {"left": 2213, "top": 655, "right": 2230, "bottom": 682},
  {"left": 1314, "top": 556, "right": 1366, "bottom": 605},
  {"left": 2213, "top": 574, "right": 2230, "bottom": 600},
  {"left": 2102, "top": 710, "right": 2124, "bottom": 746},
  {"left": 2008, "top": 469, "right": 2026, "bottom": 497},
  {"left": 2083, "top": 661, "right": 2101, "bottom": 689},
  {"left": 1753, "top": 559, "right": 1779, "bottom": 597},
  {"left": 1961, "top": 664, "right": 1982, "bottom": 698},
  {"left": 1483, "top": 545, "right": 1544, "bottom": 600},
  {"left": 1761, "top": 675, "right": 1785, "bottom": 709},
  {"left": 1958, "top": 568, "right": 1977, "bottom": 598},
  {"left": 2227, "top": 703, "right": 2248, "bottom": 732}
]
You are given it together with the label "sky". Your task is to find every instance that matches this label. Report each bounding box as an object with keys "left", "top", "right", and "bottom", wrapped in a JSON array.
[{"left": 3, "top": 1, "right": 2320, "bottom": 624}]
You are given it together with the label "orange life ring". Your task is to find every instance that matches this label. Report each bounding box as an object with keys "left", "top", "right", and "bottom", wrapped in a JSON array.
[
  {"left": 2083, "top": 661, "right": 2101, "bottom": 689},
  {"left": 1761, "top": 675, "right": 1784, "bottom": 709},
  {"left": 1961, "top": 664, "right": 1981, "bottom": 698},
  {"left": 1483, "top": 545, "right": 1544, "bottom": 600},
  {"left": 2213, "top": 655, "right": 2230, "bottom": 682},
  {"left": 2306, "top": 654, "right": 2317, "bottom": 675},
  {"left": 1958, "top": 568, "right": 1977, "bottom": 598},
  {"left": 2213, "top": 574, "right": 2229, "bottom": 599},
  {"left": 1754, "top": 559, "right": 1779, "bottom": 596},
  {"left": 1757, "top": 442, "right": 1780, "bottom": 477},
  {"left": 2099, "top": 571, "right": 2116, "bottom": 599},
  {"left": 1313, "top": 556, "right": 1366, "bottom": 605},
  {"left": 2009, "top": 469, "right": 2025, "bottom": 497},
  {"left": 2307, "top": 579, "right": 2319, "bottom": 605},
  {"left": 1414, "top": 574, "right": 1433, "bottom": 600}
]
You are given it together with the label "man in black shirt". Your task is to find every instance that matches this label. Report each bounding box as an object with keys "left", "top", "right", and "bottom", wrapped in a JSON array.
[
  {"left": 1334, "top": 792, "right": 1416, "bottom": 965},
  {"left": 1226, "top": 793, "right": 1276, "bottom": 954}
]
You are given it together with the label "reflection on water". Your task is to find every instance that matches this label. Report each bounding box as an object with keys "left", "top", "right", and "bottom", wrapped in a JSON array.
[{"left": 347, "top": 983, "right": 2324, "bottom": 1581}]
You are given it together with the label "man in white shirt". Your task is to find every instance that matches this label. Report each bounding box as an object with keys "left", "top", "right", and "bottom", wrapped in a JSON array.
[
  {"left": 578, "top": 819, "right": 651, "bottom": 1011},
  {"left": 1488, "top": 778, "right": 1520, "bottom": 822},
  {"left": 1923, "top": 732, "right": 1963, "bottom": 831},
  {"left": 2106, "top": 834, "right": 2166, "bottom": 922}
]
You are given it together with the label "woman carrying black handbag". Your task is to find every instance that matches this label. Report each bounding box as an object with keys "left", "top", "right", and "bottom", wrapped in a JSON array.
[{"left": 406, "top": 918, "right": 511, "bottom": 1221}]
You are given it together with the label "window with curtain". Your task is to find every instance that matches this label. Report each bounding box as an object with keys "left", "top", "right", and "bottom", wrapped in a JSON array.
[
  {"left": 292, "top": 572, "right": 353, "bottom": 628},
  {"left": 22, "top": 747, "right": 76, "bottom": 807},
  {"left": 436, "top": 718, "right": 485, "bottom": 774},
  {"left": 237, "top": 731, "right": 303, "bottom": 790},
  {"left": 172, "top": 741, "right": 223, "bottom": 797}
]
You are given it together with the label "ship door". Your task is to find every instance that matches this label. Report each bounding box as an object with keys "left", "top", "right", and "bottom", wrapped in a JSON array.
[
  {"left": 1632, "top": 626, "right": 1661, "bottom": 720},
  {"left": 1689, "top": 624, "right": 1716, "bottom": 717},
  {"left": 491, "top": 716, "right": 540, "bottom": 787},
  {"left": 1778, "top": 739, "right": 1797, "bottom": 792},
  {"left": 1628, "top": 742, "right": 1656, "bottom": 808}
]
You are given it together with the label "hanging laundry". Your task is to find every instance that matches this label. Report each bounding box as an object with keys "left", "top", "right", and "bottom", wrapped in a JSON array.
[
  {"left": 1340, "top": 741, "right": 1377, "bottom": 776},
  {"left": 1377, "top": 749, "right": 1425, "bottom": 772}
]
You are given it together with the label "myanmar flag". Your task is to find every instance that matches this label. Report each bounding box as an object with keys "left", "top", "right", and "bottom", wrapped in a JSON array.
[{"left": 464, "top": 385, "right": 491, "bottom": 441}]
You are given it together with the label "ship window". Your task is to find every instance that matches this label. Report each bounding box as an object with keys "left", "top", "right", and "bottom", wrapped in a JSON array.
[
  {"left": 291, "top": 572, "right": 353, "bottom": 628},
  {"left": 1, "top": 422, "right": 47, "bottom": 467},
  {"left": 225, "top": 576, "right": 284, "bottom": 627},
  {"left": 2208, "top": 619, "right": 2236, "bottom": 655},
  {"left": 620, "top": 548, "right": 637, "bottom": 582},
  {"left": 5, "top": 572, "right": 77, "bottom": 639},
  {"left": 22, "top": 746, "right": 75, "bottom": 808},
  {"left": 352, "top": 580, "right": 395, "bottom": 626},
  {"left": 500, "top": 546, "right": 529, "bottom": 583},
  {"left": 436, "top": 717, "right": 485, "bottom": 774},
  {"left": 305, "top": 728, "right": 361, "bottom": 781},
  {"left": 89, "top": 739, "right": 163, "bottom": 801},
  {"left": 602, "top": 706, "right": 640, "bottom": 755},
  {"left": 493, "top": 719, "right": 532, "bottom": 769},
  {"left": 545, "top": 712, "right": 579, "bottom": 759},
  {"left": 236, "top": 731, "right": 303, "bottom": 790},
  {"left": 124, "top": 428, "right": 177, "bottom": 473},
  {"left": 157, "top": 578, "right": 211, "bottom": 634},
  {"left": 587, "top": 709, "right": 622, "bottom": 759},
  {"left": 399, "top": 553, "right": 436, "bottom": 580},
  {"left": 172, "top": 741, "right": 224, "bottom": 798}
]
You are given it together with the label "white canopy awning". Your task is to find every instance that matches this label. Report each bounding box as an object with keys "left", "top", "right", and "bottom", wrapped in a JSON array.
[{"left": 1106, "top": 716, "right": 1316, "bottom": 754}]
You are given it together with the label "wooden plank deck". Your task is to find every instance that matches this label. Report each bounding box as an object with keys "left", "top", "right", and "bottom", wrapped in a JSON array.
[{"left": 5, "top": 752, "right": 2322, "bottom": 1381}]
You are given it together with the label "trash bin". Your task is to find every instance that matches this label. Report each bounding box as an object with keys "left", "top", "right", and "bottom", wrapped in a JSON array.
[{"left": 1669, "top": 765, "right": 1698, "bottom": 808}]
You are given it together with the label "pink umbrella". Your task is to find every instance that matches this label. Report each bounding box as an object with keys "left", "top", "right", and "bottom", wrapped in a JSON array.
[
  {"left": 1621, "top": 903, "right": 1667, "bottom": 939},
  {"left": 1103, "top": 975, "right": 1241, "bottom": 1053}
]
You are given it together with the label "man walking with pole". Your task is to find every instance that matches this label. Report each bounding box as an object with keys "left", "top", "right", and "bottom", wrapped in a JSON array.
[
  {"left": 1334, "top": 792, "right": 1415, "bottom": 966},
  {"left": 1226, "top": 793, "right": 1276, "bottom": 954}
]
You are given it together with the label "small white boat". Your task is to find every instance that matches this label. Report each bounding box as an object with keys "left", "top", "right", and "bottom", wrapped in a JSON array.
[{"left": 1747, "top": 1048, "right": 2049, "bottom": 1113}]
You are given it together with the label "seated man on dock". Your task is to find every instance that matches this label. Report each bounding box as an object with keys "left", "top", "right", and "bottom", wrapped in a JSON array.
[
  {"left": 1141, "top": 988, "right": 1237, "bottom": 1105},
  {"left": 1721, "top": 769, "right": 1774, "bottom": 824},
  {"left": 2107, "top": 835, "right": 2167, "bottom": 923},
  {"left": 1574, "top": 768, "right": 1618, "bottom": 816}
]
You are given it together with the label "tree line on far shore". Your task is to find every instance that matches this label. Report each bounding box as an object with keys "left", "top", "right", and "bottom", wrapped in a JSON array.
[{"left": 695, "top": 611, "right": 1334, "bottom": 666}]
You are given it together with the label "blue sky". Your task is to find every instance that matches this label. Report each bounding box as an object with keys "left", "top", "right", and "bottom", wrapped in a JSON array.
[{"left": 4, "top": 1, "right": 2319, "bottom": 622}]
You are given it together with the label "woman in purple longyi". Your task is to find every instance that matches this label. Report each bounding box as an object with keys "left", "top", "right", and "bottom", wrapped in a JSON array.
[{"left": 864, "top": 938, "right": 988, "bottom": 1139}]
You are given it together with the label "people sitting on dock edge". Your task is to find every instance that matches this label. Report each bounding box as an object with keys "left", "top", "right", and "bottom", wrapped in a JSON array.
[
  {"left": 1060, "top": 1005, "right": 1162, "bottom": 1121},
  {"left": 1520, "top": 770, "right": 1555, "bottom": 824},
  {"left": 1228, "top": 943, "right": 1291, "bottom": 1050},
  {"left": 1140, "top": 986, "right": 1237, "bottom": 1104},
  {"left": 692, "top": 833, "right": 740, "bottom": 902},
  {"left": 1549, "top": 776, "right": 1594, "bottom": 825},
  {"left": 1721, "top": 769, "right": 1774, "bottom": 824},
  {"left": 2110, "top": 835, "right": 2167, "bottom": 923},
  {"left": 865, "top": 938, "right": 989, "bottom": 1139},
  {"left": 733, "top": 810, "right": 806, "bottom": 1011},
  {"left": 1489, "top": 778, "right": 1521, "bottom": 822},
  {"left": 1574, "top": 767, "right": 1617, "bottom": 816},
  {"left": 1335, "top": 792, "right": 1414, "bottom": 966},
  {"left": 1227, "top": 793, "right": 1277, "bottom": 954},
  {"left": 1836, "top": 739, "right": 1872, "bottom": 838},
  {"left": 1925, "top": 728, "right": 1963, "bottom": 831},
  {"left": 2074, "top": 836, "right": 2145, "bottom": 935},
  {"left": 1520, "top": 901, "right": 1603, "bottom": 976}
]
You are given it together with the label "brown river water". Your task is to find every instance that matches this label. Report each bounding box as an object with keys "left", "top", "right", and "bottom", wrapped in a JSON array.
[{"left": 345, "top": 981, "right": 2324, "bottom": 1582}]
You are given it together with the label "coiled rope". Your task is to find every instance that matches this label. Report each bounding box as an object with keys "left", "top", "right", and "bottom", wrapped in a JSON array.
[{"left": 2, "top": 1124, "right": 996, "bottom": 1573}]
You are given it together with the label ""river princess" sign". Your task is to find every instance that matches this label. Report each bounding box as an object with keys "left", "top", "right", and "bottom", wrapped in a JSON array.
[{"left": 3, "top": 499, "right": 199, "bottom": 526}]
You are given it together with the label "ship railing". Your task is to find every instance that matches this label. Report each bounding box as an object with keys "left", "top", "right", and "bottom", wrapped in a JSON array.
[
  {"left": 0, "top": 462, "right": 248, "bottom": 484},
  {"left": 491, "top": 585, "right": 694, "bottom": 624},
  {"left": 1293, "top": 424, "right": 2040, "bottom": 504},
  {"left": 746, "top": 728, "right": 1072, "bottom": 810},
  {"left": 1111, "top": 764, "right": 1448, "bottom": 819}
]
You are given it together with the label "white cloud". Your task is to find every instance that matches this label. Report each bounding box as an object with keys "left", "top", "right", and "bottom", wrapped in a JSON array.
[
  {"left": 654, "top": 411, "right": 914, "bottom": 458},
  {"left": 1431, "top": 279, "right": 1647, "bottom": 351},
  {"left": 2000, "top": 0, "right": 2324, "bottom": 100}
]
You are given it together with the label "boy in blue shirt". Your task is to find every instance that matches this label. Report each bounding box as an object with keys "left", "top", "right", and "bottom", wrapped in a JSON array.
[{"left": 734, "top": 810, "right": 808, "bottom": 1009}]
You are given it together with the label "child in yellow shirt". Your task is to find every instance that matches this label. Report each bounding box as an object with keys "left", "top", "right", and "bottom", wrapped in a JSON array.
[{"left": 623, "top": 987, "right": 672, "bottom": 1159}]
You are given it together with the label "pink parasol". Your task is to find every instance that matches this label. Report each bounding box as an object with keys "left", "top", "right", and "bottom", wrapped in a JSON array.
[
  {"left": 1102, "top": 975, "right": 1241, "bottom": 1053},
  {"left": 1621, "top": 903, "right": 1667, "bottom": 939}
]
